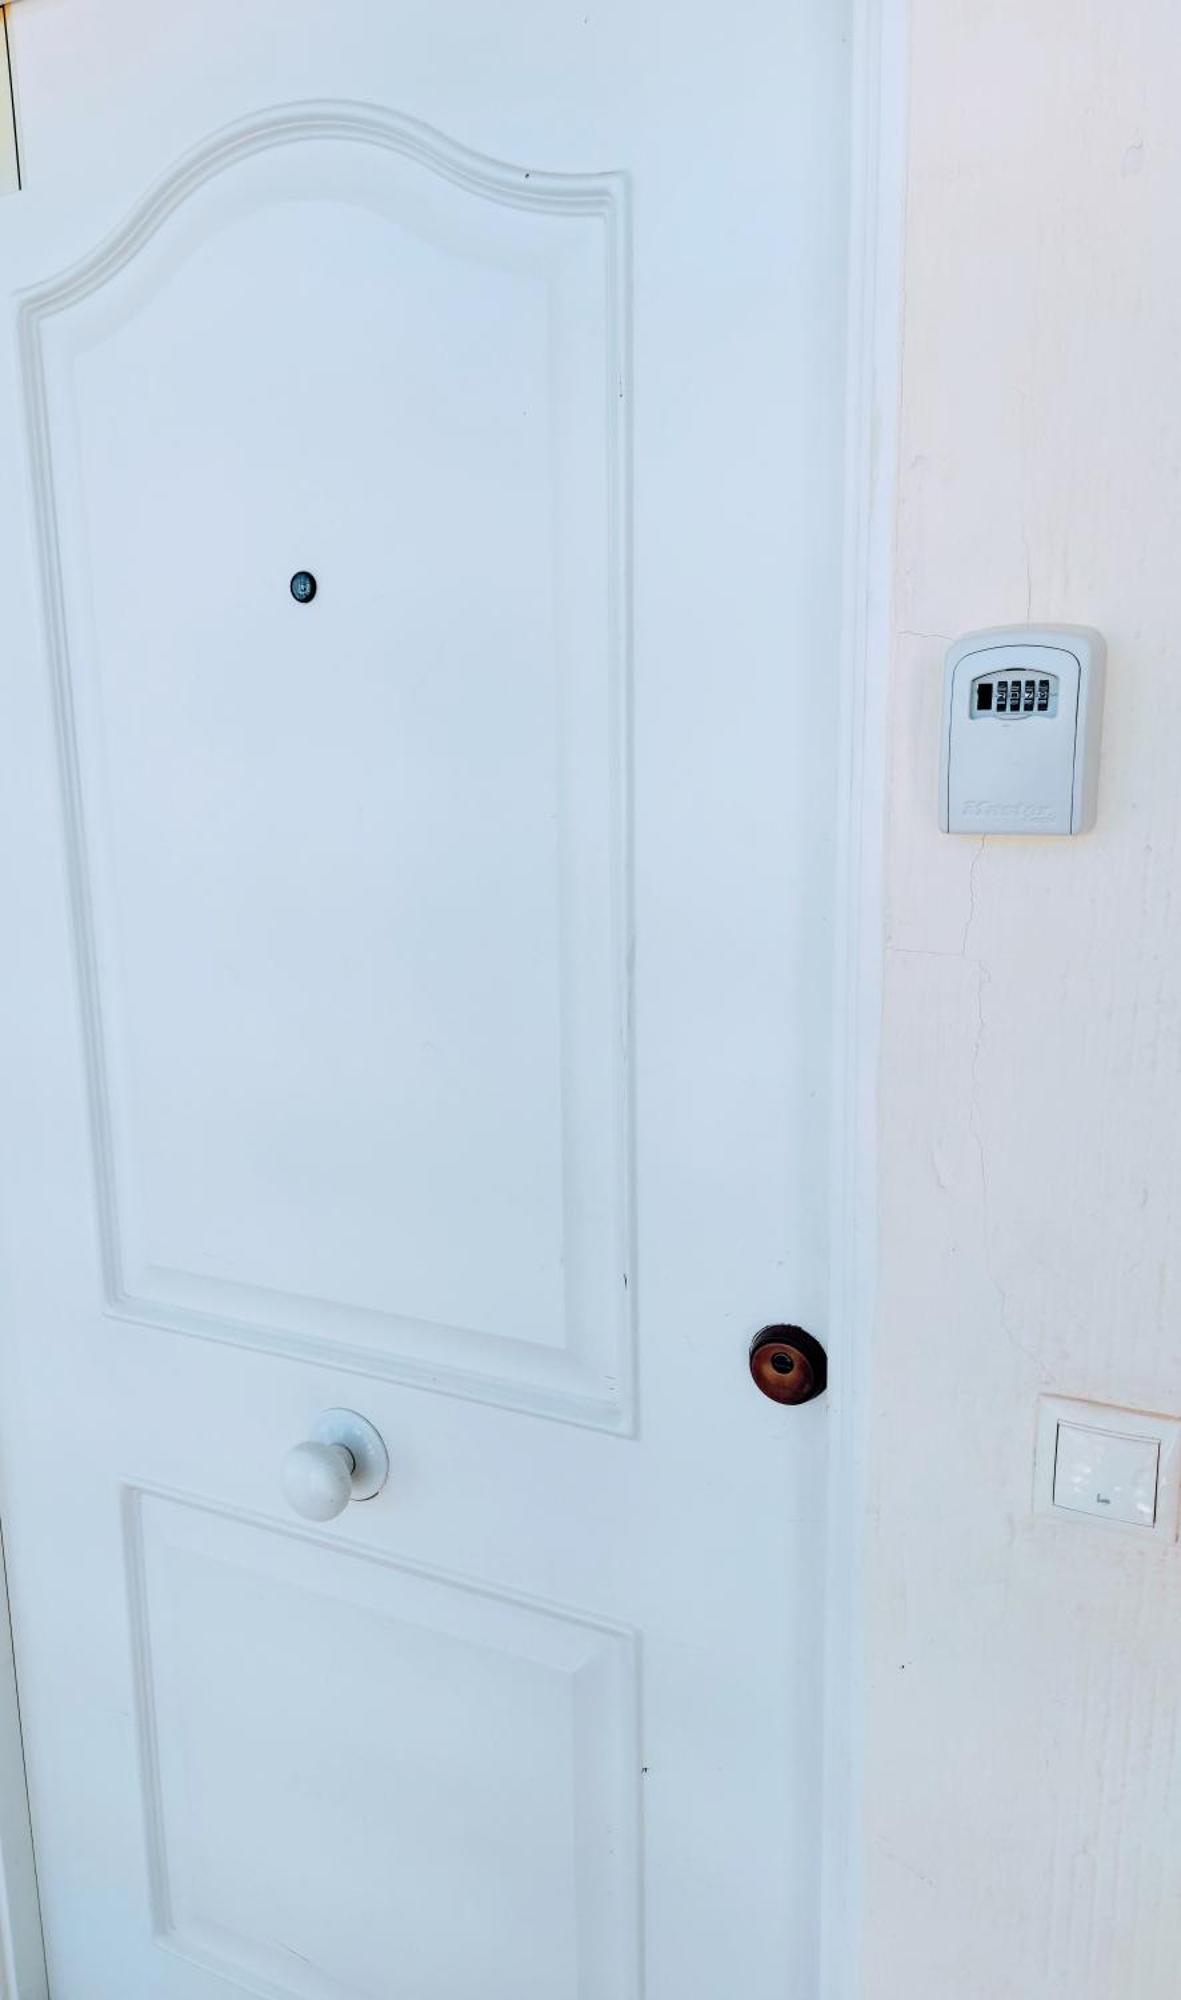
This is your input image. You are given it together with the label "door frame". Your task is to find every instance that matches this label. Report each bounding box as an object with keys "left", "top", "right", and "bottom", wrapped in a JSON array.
[
  {"left": 819, "top": 2, "right": 907, "bottom": 1996},
  {"left": 0, "top": 3, "right": 907, "bottom": 1992}
]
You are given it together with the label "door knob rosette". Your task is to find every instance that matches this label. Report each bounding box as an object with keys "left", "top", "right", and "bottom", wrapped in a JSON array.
[{"left": 281, "top": 1408, "right": 389, "bottom": 1521}]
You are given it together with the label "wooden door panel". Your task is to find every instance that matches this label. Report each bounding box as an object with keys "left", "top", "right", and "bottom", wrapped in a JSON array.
[
  {"left": 23, "top": 109, "right": 632, "bottom": 1430},
  {"left": 127, "top": 1488, "right": 640, "bottom": 2000},
  {"left": 0, "top": 3, "right": 854, "bottom": 1992}
]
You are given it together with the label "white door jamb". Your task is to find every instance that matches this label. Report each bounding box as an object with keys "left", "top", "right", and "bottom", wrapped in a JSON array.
[{"left": 820, "top": 2, "right": 908, "bottom": 1995}]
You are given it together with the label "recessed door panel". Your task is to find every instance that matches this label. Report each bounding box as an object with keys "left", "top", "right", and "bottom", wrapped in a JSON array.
[
  {"left": 28, "top": 117, "right": 631, "bottom": 1426},
  {"left": 127, "top": 1489, "right": 640, "bottom": 2000}
]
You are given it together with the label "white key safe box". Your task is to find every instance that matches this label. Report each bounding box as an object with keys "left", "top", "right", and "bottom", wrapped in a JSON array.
[{"left": 940, "top": 625, "right": 1106, "bottom": 834}]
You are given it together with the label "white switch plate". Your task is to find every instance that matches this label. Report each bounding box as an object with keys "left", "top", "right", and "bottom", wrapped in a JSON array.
[
  {"left": 1053, "top": 1424, "right": 1159, "bottom": 1527},
  {"left": 1035, "top": 1396, "right": 1181, "bottom": 1540}
]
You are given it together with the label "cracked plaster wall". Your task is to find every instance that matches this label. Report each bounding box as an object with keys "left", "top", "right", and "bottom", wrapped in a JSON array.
[{"left": 864, "top": 3, "right": 1181, "bottom": 1993}]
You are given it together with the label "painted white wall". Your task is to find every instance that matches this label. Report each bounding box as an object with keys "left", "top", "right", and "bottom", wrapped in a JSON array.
[{"left": 866, "top": 3, "right": 1181, "bottom": 1994}]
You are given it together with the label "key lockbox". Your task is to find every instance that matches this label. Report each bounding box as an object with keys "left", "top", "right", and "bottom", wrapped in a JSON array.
[{"left": 940, "top": 625, "right": 1106, "bottom": 834}]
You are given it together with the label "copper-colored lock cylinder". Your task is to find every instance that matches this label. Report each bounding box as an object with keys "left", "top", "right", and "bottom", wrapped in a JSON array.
[{"left": 748, "top": 1325, "right": 828, "bottom": 1406}]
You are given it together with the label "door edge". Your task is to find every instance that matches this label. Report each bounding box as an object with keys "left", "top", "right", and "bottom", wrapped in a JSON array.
[{"left": 0, "top": 1520, "right": 46, "bottom": 2000}]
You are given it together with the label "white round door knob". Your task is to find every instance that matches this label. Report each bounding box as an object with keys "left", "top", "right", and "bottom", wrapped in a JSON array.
[
  {"left": 282, "top": 1441, "right": 354, "bottom": 1521},
  {"left": 281, "top": 1409, "right": 389, "bottom": 1522}
]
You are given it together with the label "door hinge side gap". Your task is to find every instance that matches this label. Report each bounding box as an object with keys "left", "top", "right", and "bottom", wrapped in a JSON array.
[{"left": 1, "top": 8, "right": 21, "bottom": 195}]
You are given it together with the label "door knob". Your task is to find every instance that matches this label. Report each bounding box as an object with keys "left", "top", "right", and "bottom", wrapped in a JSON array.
[
  {"left": 281, "top": 1409, "right": 389, "bottom": 1521},
  {"left": 748, "top": 1325, "right": 828, "bottom": 1405}
]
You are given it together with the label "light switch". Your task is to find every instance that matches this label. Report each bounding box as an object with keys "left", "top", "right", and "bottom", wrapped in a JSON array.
[
  {"left": 1053, "top": 1423, "right": 1159, "bottom": 1527},
  {"left": 1035, "top": 1396, "right": 1181, "bottom": 1541}
]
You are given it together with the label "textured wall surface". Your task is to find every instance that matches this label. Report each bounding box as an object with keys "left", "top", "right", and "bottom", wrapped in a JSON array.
[{"left": 866, "top": 3, "right": 1181, "bottom": 1993}]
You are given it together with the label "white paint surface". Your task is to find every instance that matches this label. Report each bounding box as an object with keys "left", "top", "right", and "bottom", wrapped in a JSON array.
[
  {"left": 867, "top": 3, "right": 1181, "bottom": 1993},
  {"left": 0, "top": 3, "right": 854, "bottom": 1995}
]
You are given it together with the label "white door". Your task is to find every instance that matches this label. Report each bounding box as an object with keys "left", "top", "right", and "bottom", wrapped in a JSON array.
[{"left": 0, "top": 3, "right": 852, "bottom": 1996}]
